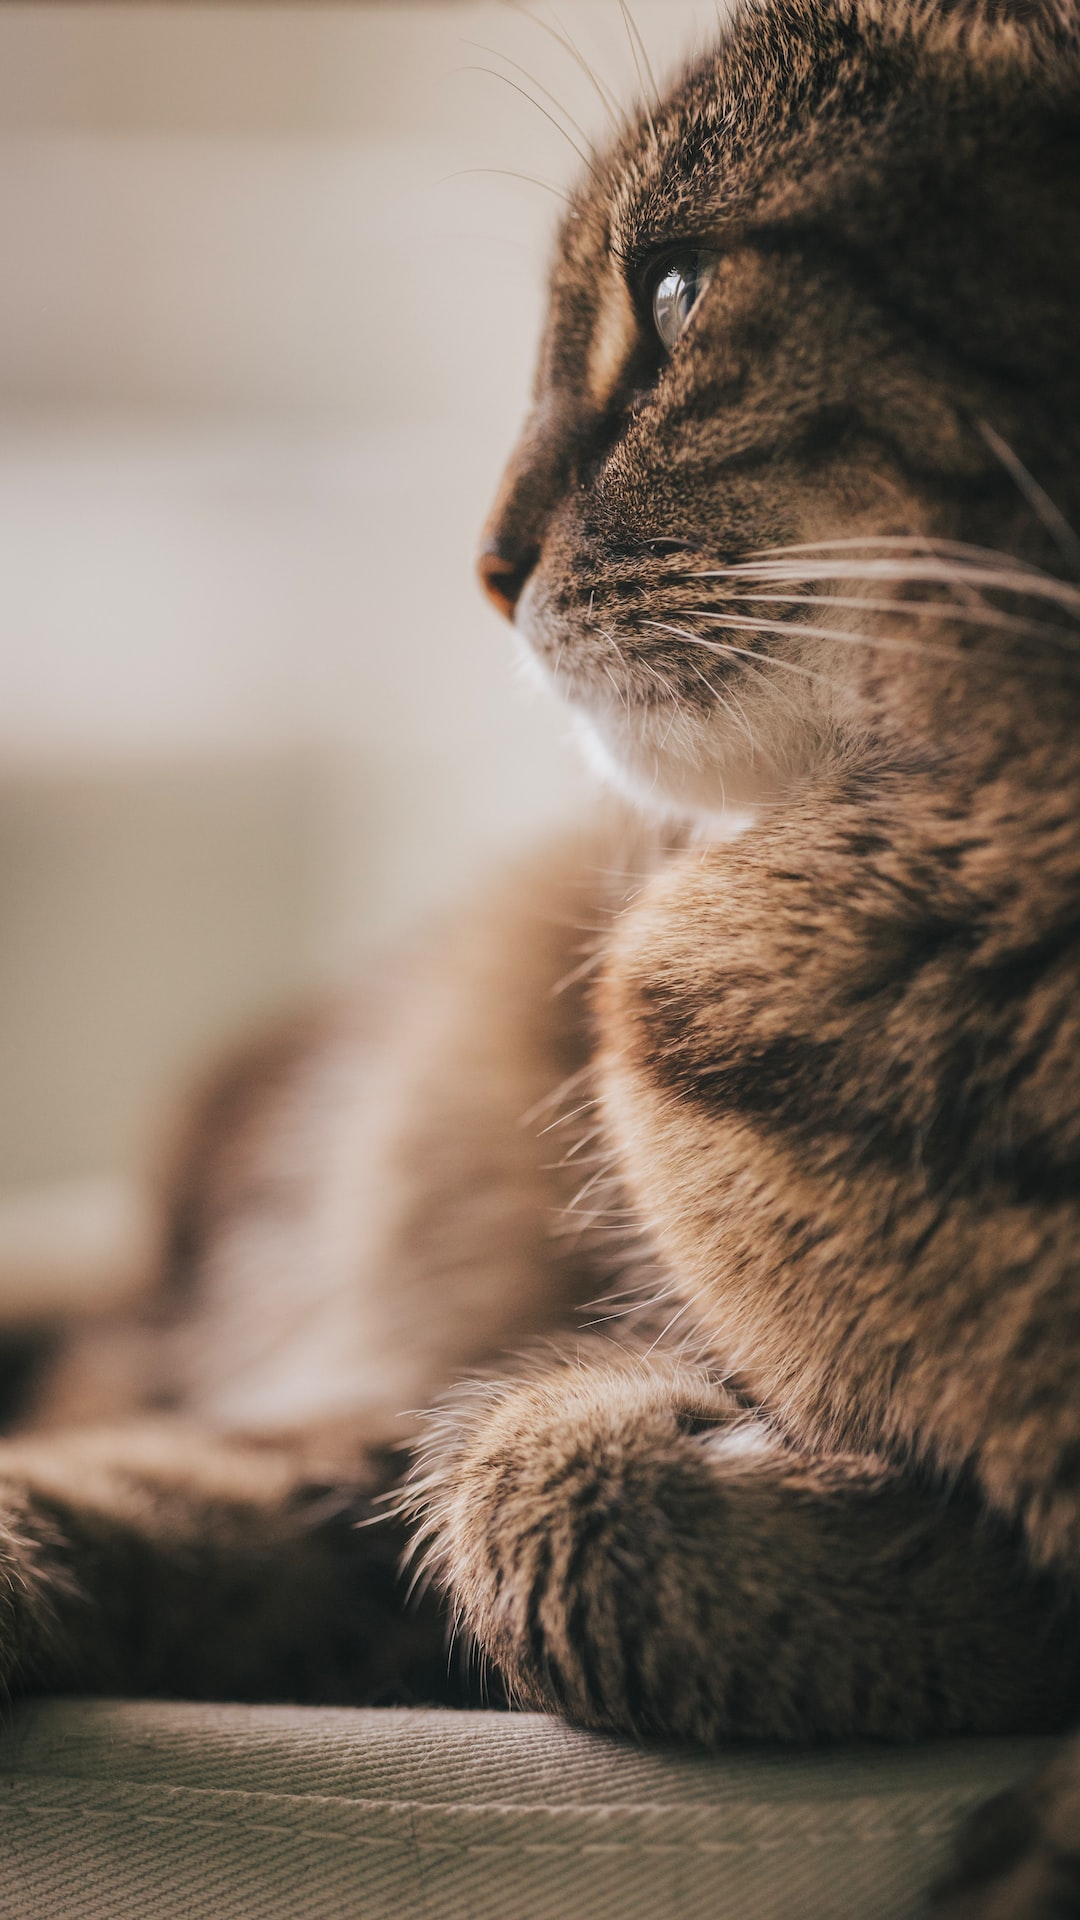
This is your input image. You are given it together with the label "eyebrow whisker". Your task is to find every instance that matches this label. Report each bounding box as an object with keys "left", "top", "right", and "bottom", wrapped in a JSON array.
[
  {"left": 619, "top": 0, "right": 661, "bottom": 110},
  {"left": 460, "top": 39, "right": 602, "bottom": 163},
  {"left": 442, "top": 165, "right": 575, "bottom": 205},
  {"left": 457, "top": 65, "right": 601, "bottom": 178},
  {"left": 618, "top": 0, "right": 657, "bottom": 138},
  {"left": 500, "top": 0, "right": 624, "bottom": 130}
]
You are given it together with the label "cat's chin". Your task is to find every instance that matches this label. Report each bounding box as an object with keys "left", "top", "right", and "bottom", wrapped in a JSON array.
[
  {"left": 570, "top": 708, "right": 765, "bottom": 840},
  {"left": 512, "top": 612, "right": 791, "bottom": 834}
]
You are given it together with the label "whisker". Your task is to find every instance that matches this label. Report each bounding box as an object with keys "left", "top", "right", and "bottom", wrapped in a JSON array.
[
  {"left": 460, "top": 39, "right": 602, "bottom": 165},
  {"left": 442, "top": 166, "right": 574, "bottom": 206},
  {"left": 457, "top": 66, "right": 600, "bottom": 178},
  {"left": 642, "top": 1297, "right": 697, "bottom": 1358},
  {"left": 501, "top": 0, "right": 623, "bottom": 129},
  {"left": 686, "top": 660, "right": 757, "bottom": 753},
  {"left": 546, "top": 1, "right": 626, "bottom": 122},
  {"left": 619, "top": 0, "right": 660, "bottom": 108},
  {"left": 550, "top": 948, "right": 608, "bottom": 995},
  {"left": 561, "top": 1125, "right": 606, "bottom": 1161},
  {"left": 518, "top": 1066, "right": 594, "bottom": 1130},
  {"left": 747, "top": 534, "right": 1051, "bottom": 567},
  {"left": 685, "top": 557, "right": 1080, "bottom": 619},
  {"left": 680, "top": 607, "right": 1080, "bottom": 678},
  {"left": 640, "top": 659, "right": 681, "bottom": 702},
  {"left": 537, "top": 1099, "right": 599, "bottom": 1137},
  {"left": 725, "top": 590, "right": 1077, "bottom": 648},
  {"left": 597, "top": 625, "right": 630, "bottom": 670},
  {"left": 693, "top": 608, "right": 928, "bottom": 662},
  {"left": 696, "top": 555, "right": 1071, "bottom": 594},
  {"left": 602, "top": 660, "right": 631, "bottom": 713},
  {"left": 585, "top": 1271, "right": 677, "bottom": 1313},
  {"left": 646, "top": 621, "right": 812, "bottom": 742},
  {"left": 618, "top": 0, "right": 656, "bottom": 137},
  {"left": 976, "top": 419, "right": 1080, "bottom": 576},
  {"left": 567, "top": 1164, "right": 614, "bottom": 1212},
  {"left": 642, "top": 618, "right": 827, "bottom": 682}
]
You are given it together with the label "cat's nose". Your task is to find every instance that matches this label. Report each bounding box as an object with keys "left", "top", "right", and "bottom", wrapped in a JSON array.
[{"left": 477, "top": 538, "right": 538, "bottom": 622}]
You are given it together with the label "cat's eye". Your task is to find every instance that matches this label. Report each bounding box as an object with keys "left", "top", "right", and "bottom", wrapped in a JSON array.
[{"left": 651, "top": 250, "right": 720, "bottom": 352}]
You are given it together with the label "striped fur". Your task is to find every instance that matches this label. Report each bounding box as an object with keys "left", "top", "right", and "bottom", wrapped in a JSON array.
[{"left": 0, "top": 6, "right": 1076, "bottom": 1912}]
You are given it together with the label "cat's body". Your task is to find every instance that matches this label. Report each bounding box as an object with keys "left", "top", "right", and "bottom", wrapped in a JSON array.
[{"left": 4, "top": 0, "right": 1080, "bottom": 1911}]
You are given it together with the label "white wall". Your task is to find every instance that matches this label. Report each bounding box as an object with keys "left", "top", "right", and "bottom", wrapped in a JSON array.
[{"left": 0, "top": 2, "right": 719, "bottom": 1186}]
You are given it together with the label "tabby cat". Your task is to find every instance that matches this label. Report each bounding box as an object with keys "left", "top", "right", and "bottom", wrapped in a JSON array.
[{"left": 4, "top": 0, "right": 1080, "bottom": 1912}]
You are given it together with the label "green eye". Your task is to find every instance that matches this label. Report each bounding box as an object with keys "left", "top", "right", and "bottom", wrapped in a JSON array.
[{"left": 651, "top": 250, "right": 719, "bottom": 352}]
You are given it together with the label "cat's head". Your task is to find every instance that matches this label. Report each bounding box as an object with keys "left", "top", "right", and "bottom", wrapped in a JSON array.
[{"left": 479, "top": 0, "right": 1080, "bottom": 821}]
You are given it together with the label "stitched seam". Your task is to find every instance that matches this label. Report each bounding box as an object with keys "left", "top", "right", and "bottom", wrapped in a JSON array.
[
  {"left": 0, "top": 1801, "right": 962, "bottom": 1852},
  {"left": 0, "top": 1787, "right": 965, "bottom": 1850},
  {"left": 0, "top": 1775, "right": 982, "bottom": 1824}
]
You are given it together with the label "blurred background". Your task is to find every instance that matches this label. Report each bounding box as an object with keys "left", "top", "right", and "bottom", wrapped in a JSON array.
[{"left": 0, "top": 1, "right": 716, "bottom": 1317}]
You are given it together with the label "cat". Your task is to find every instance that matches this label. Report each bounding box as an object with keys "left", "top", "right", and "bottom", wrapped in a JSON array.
[{"left": 2, "top": 0, "right": 1080, "bottom": 1913}]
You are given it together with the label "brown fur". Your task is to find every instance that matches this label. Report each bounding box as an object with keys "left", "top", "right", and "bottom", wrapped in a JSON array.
[
  {"left": 439, "top": 0, "right": 1080, "bottom": 1904},
  {"left": 0, "top": 822, "right": 654, "bottom": 1704},
  {"left": 0, "top": 4, "right": 1078, "bottom": 1913}
]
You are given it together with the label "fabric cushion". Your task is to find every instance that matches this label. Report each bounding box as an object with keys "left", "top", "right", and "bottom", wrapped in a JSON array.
[{"left": 0, "top": 1698, "right": 1056, "bottom": 1920}]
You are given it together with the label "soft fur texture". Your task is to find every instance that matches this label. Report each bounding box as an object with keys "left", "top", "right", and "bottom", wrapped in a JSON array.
[{"left": 2, "top": 3, "right": 1080, "bottom": 1914}]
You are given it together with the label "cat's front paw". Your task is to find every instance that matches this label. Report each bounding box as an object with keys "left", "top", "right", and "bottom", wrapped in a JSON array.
[
  {"left": 409, "top": 1357, "right": 746, "bottom": 1736},
  {"left": 928, "top": 1738, "right": 1080, "bottom": 1920}
]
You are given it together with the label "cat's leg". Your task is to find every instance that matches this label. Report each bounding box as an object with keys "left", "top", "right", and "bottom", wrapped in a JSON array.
[
  {"left": 0, "top": 1415, "right": 456, "bottom": 1705},
  {"left": 413, "top": 1354, "right": 1079, "bottom": 1742}
]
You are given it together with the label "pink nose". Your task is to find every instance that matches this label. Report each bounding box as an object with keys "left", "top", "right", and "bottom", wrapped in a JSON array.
[{"left": 477, "top": 540, "right": 537, "bottom": 622}]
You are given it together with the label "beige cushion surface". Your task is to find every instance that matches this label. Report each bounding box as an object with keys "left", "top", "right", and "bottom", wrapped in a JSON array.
[{"left": 0, "top": 1698, "right": 1055, "bottom": 1920}]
